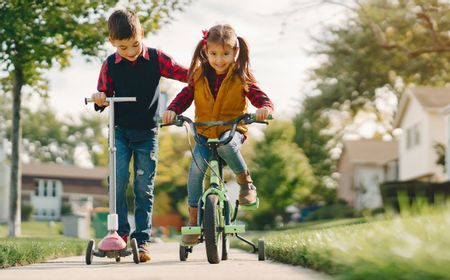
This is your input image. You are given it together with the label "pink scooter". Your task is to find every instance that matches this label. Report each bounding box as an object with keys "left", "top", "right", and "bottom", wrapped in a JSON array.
[{"left": 84, "top": 96, "right": 139, "bottom": 264}]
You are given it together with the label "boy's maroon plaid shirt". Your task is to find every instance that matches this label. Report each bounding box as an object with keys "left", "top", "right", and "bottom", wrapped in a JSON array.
[
  {"left": 97, "top": 46, "right": 187, "bottom": 96},
  {"left": 167, "top": 73, "right": 274, "bottom": 115}
]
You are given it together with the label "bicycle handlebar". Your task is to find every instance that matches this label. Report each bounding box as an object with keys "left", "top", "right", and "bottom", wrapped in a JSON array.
[{"left": 160, "top": 113, "right": 272, "bottom": 147}]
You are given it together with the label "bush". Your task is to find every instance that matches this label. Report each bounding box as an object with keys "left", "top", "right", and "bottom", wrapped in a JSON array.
[
  {"left": 380, "top": 180, "right": 450, "bottom": 211},
  {"left": 305, "top": 202, "right": 359, "bottom": 221},
  {"left": 243, "top": 210, "right": 277, "bottom": 230},
  {"left": 60, "top": 202, "right": 72, "bottom": 216},
  {"left": 21, "top": 202, "right": 33, "bottom": 221}
]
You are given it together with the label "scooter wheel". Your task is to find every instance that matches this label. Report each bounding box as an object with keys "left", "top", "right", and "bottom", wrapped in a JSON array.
[
  {"left": 131, "top": 238, "right": 139, "bottom": 264},
  {"left": 258, "top": 239, "right": 265, "bottom": 261},
  {"left": 115, "top": 256, "right": 120, "bottom": 262},
  {"left": 179, "top": 245, "right": 189, "bottom": 261},
  {"left": 85, "top": 239, "right": 95, "bottom": 265}
]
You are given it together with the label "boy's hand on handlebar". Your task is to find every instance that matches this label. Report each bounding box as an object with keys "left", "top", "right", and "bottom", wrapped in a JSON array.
[
  {"left": 162, "top": 110, "right": 176, "bottom": 124},
  {"left": 91, "top": 92, "right": 109, "bottom": 107},
  {"left": 255, "top": 107, "right": 270, "bottom": 121}
]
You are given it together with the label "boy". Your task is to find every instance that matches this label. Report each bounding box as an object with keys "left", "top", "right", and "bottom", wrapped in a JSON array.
[{"left": 91, "top": 9, "right": 187, "bottom": 262}]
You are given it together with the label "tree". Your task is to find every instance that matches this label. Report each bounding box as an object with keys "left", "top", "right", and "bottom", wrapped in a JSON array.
[
  {"left": 244, "top": 121, "right": 318, "bottom": 229},
  {"left": 0, "top": 93, "right": 109, "bottom": 165},
  {"left": 290, "top": 0, "right": 450, "bottom": 195},
  {"left": 0, "top": 0, "right": 190, "bottom": 237},
  {"left": 156, "top": 129, "right": 191, "bottom": 214},
  {"left": 288, "top": 1, "right": 450, "bottom": 57}
]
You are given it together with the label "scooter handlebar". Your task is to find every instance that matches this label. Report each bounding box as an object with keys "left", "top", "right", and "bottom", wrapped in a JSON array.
[{"left": 84, "top": 96, "right": 137, "bottom": 105}]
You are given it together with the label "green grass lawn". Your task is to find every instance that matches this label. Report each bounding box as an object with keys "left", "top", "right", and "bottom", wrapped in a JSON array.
[
  {"left": 0, "top": 221, "right": 63, "bottom": 238},
  {"left": 0, "top": 221, "right": 87, "bottom": 268},
  {"left": 0, "top": 237, "right": 86, "bottom": 268},
  {"left": 237, "top": 205, "right": 450, "bottom": 279}
]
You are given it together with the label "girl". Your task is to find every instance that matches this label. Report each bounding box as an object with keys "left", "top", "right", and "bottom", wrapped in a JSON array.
[{"left": 162, "top": 24, "right": 273, "bottom": 244}]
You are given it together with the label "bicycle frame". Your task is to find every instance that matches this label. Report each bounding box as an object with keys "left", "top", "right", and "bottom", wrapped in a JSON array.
[
  {"left": 196, "top": 138, "right": 242, "bottom": 237},
  {"left": 161, "top": 113, "right": 269, "bottom": 263}
]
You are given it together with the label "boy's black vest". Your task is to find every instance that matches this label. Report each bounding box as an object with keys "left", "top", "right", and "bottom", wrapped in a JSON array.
[{"left": 107, "top": 48, "right": 161, "bottom": 130}]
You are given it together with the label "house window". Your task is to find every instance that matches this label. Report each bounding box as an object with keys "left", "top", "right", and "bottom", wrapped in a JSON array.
[
  {"left": 406, "top": 128, "right": 412, "bottom": 149},
  {"left": 34, "top": 181, "right": 39, "bottom": 196},
  {"left": 33, "top": 179, "right": 61, "bottom": 197},
  {"left": 414, "top": 123, "right": 421, "bottom": 146},
  {"left": 406, "top": 122, "right": 421, "bottom": 149}
]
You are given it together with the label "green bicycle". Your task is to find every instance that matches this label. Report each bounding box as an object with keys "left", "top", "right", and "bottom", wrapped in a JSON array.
[{"left": 161, "top": 113, "right": 269, "bottom": 264}]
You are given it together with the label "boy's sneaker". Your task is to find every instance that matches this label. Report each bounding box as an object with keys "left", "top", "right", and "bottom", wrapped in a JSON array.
[{"left": 138, "top": 243, "right": 151, "bottom": 262}]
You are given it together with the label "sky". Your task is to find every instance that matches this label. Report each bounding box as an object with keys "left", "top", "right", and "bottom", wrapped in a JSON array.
[{"left": 35, "top": 0, "right": 347, "bottom": 121}]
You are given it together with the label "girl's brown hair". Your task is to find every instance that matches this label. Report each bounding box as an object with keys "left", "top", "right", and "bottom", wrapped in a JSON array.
[{"left": 187, "top": 24, "right": 256, "bottom": 89}]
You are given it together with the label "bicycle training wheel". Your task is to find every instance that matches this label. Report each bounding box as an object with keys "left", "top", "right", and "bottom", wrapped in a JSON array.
[
  {"left": 204, "top": 194, "right": 223, "bottom": 264},
  {"left": 258, "top": 239, "right": 265, "bottom": 261}
]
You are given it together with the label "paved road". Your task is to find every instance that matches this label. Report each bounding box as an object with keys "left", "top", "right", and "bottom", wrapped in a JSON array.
[{"left": 0, "top": 242, "right": 330, "bottom": 280}]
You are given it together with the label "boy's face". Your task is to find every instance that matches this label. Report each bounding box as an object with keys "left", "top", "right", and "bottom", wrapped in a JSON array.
[
  {"left": 109, "top": 30, "right": 144, "bottom": 62},
  {"left": 206, "top": 42, "right": 237, "bottom": 75}
]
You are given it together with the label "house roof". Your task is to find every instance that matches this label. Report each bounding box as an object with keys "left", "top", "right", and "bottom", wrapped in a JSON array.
[
  {"left": 340, "top": 139, "right": 398, "bottom": 165},
  {"left": 411, "top": 86, "right": 450, "bottom": 108},
  {"left": 394, "top": 86, "right": 450, "bottom": 127},
  {"left": 22, "top": 163, "right": 108, "bottom": 180}
]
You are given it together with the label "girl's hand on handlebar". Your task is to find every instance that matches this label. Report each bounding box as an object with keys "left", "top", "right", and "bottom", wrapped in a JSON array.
[
  {"left": 255, "top": 107, "right": 270, "bottom": 121},
  {"left": 92, "top": 92, "right": 109, "bottom": 107},
  {"left": 162, "top": 110, "right": 176, "bottom": 124}
]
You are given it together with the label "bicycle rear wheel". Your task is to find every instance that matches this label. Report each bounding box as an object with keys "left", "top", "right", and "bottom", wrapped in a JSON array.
[{"left": 204, "top": 194, "right": 223, "bottom": 264}]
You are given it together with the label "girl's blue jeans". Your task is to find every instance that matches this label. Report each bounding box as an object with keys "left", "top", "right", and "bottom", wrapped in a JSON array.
[
  {"left": 187, "top": 130, "right": 247, "bottom": 208},
  {"left": 114, "top": 127, "right": 158, "bottom": 245}
]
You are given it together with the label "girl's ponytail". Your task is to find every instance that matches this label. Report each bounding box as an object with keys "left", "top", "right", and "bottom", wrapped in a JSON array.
[
  {"left": 187, "top": 40, "right": 208, "bottom": 82},
  {"left": 235, "top": 36, "right": 256, "bottom": 89}
]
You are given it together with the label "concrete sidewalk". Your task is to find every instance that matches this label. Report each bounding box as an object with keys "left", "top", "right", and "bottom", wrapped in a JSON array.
[{"left": 0, "top": 242, "right": 330, "bottom": 280}]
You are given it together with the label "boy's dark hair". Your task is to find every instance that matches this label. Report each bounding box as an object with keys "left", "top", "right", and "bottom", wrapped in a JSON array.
[{"left": 108, "top": 9, "right": 141, "bottom": 40}]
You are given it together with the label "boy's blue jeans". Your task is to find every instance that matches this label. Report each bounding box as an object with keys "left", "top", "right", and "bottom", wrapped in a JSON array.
[
  {"left": 114, "top": 127, "right": 158, "bottom": 245},
  {"left": 187, "top": 130, "right": 247, "bottom": 208}
]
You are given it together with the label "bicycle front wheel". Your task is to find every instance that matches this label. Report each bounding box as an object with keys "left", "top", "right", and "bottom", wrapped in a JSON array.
[{"left": 204, "top": 194, "right": 223, "bottom": 264}]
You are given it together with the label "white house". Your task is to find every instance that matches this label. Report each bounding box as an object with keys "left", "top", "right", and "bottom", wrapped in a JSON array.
[
  {"left": 337, "top": 139, "right": 398, "bottom": 210},
  {"left": 0, "top": 158, "right": 109, "bottom": 221},
  {"left": 21, "top": 163, "right": 109, "bottom": 220},
  {"left": 394, "top": 86, "right": 450, "bottom": 182}
]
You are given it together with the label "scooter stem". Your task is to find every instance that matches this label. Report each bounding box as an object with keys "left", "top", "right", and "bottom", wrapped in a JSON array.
[{"left": 108, "top": 98, "right": 117, "bottom": 224}]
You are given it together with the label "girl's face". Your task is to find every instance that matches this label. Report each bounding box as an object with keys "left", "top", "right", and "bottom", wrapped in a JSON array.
[{"left": 206, "top": 42, "right": 237, "bottom": 75}]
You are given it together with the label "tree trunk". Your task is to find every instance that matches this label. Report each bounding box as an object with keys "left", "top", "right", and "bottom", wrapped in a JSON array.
[{"left": 9, "top": 66, "right": 23, "bottom": 237}]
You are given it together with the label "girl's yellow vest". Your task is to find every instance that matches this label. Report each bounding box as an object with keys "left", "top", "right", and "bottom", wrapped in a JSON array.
[{"left": 193, "top": 65, "right": 248, "bottom": 138}]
